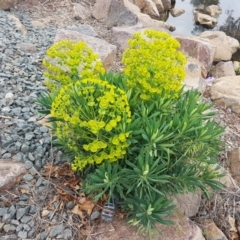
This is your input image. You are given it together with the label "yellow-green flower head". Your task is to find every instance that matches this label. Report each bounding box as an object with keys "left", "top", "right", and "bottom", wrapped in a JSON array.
[
  {"left": 43, "top": 40, "right": 105, "bottom": 91},
  {"left": 51, "top": 77, "right": 131, "bottom": 171},
  {"left": 122, "top": 29, "right": 187, "bottom": 100}
]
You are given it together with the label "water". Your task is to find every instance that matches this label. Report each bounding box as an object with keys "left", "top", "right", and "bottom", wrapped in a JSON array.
[{"left": 167, "top": 0, "right": 240, "bottom": 42}]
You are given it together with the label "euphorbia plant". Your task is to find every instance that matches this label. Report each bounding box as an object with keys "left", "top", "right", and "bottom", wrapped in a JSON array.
[{"left": 38, "top": 29, "right": 225, "bottom": 236}]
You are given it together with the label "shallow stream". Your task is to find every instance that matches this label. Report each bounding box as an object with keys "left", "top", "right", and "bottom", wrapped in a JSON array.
[{"left": 167, "top": 0, "right": 240, "bottom": 44}]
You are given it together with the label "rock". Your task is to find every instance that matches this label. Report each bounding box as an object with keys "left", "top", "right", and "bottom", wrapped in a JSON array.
[
  {"left": 152, "top": 0, "right": 164, "bottom": 14},
  {"left": 229, "top": 148, "right": 240, "bottom": 182},
  {"left": 95, "top": 213, "right": 205, "bottom": 240},
  {"left": 92, "top": 0, "right": 138, "bottom": 28},
  {"left": 112, "top": 23, "right": 148, "bottom": 50},
  {"left": 176, "top": 36, "right": 216, "bottom": 72},
  {"left": 7, "top": 14, "right": 28, "bottom": 35},
  {"left": 63, "top": 228, "right": 72, "bottom": 239},
  {"left": 39, "top": 231, "right": 49, "bottom": 240},
  {"left": 73, "top": 3, "right": 91, "bottom": 20},
  {"left": 18, "top": 231, "right": 28, "bottom": 239},
  {"left": 210, "top": 76, "right": 240, "bottom": 114},
  {"left": 205, "top": 5, "right": 222, "bottom": 17},
  {"left": 90, "top": 211, "right": 101, "bottom": 220},
  {"left": 161, "top": 0, "right": 171, "bottom": 10},
  {"left": 5, "top": 92, "right": 14, "bottom": 100},
  {"left": 138, "top": 0, "right": 160, "bottom": 19},
  {"left": 0, "top": 0, "right": 18, "bottom": 10},
  {"left": 125, "top": 0, "right": 175, "bottom": 31},
  {"left": 16, "top": 206, "right": 29, "bottom": 220},
  {"left": 209, "top": 61, "right": 236, "bottom": 78},
  {"left": 68, "top": 25, "right": 98, "bottom": 38},
  {"left": 171, "top": 190, "right": 202, "bottom": 217},
  {"left": 233, "top": 61, "right": 240, "bottom": 72},
  {"left": 169, "top": 8, "right": 185, "bottom": 17},
  {"left": 31, "top": 20, "right": 46, "bottom": 28},
  {"left": 49, "top": 224, "right": 65, "bottom": 238},
  {"left": 201, "top": 219, "right": 228, "bottom": 240},
  {"left": 184, "top": 57, "right": 207, "bottom": 93},
  {"left": 214, "top": 164, "right": 238, "bottom": 189},
  {"left": 199, "top": 31, "right": 239, "bottom": 61},
  {"left": 16, "top": 42, "right": 38, "bottom": 53},
  {"left": 0, "top": 160, "right": 26, "bottom": 192},
  {"left": 54, "top": 29, "right": 117, "bottom": 70},
  {"left": 194, "top": 12, "right": 217, "bottom": 28}
]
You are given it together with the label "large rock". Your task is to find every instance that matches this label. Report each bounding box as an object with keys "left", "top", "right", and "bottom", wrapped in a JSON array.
[
  {"left": 0, "top": 160, "right": 26, "bottom": 192},
  {"left": 199, "top": 31, "right": 239, "bottom": 61},
  {"left": 194, "top": 12, "right": 217, "bottom": 28},
  {"left": 54, "top": 29, "right": 117, "bottom": 70},
  {"left": 176, "top": 36, "right": 216, "bottom": 72},
  {"left": 209, "top": 61, "right": 236, "bottom": 78},
  {"left": 112, "top": 23, "right": 168, "bottom": 51},
  {"left": 171, "top": 191, "right": 202, "bottom": 217},
  {"left": 161, "top": 0, "right": 171, "bottom": 10},
  {"left": 92, "top": 0, "right": 138, "bottom": 28},
  {"left": 7, "top": 14, "right": 27, "bottom": 35},
  {"left": 184, "top": 57, "right": 207, "bottom": 93},
  {"left": 73, "top": 3, "right": 91, "bottom": 20},
  {"left": 169, "top": 8, "right": 185, "bottom": 17},
  {"left": 112, "top": 24, "right": 147, "bottom": 50},
  {"left": 94, "top": 213, "right": 205, "bottom": 240},
  {"left": 210, "top": 76, "right": 240, "bottom": 114},
  {"left": 0, "top": 0, "right": 18, "bottom": 10},
  {"left": 132, "top": 0, "right": 160, "bottom": 18},
  {"left": 205, "top": 5, "right": 221, "bottom": 17},
  {"left": 152, "top": 0, "right": 164, "bottom": 14},
  {"left": 201, "top": 219, "right": 228, "bottom": 240}
]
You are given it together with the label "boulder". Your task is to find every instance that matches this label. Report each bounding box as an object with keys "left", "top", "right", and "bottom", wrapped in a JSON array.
[
  {"left": 210, "top": 76, "right": 240, "bottom": 114},
  {"left": 152, "top": 0, "right": 164, "bottom": 14},
  {"left": 73, "top": 3, "right": 91, "bottom": 20},
  {"left": 94, "top": 213, "right": 205, "bottom": 240},
  {"left": 171, "top": 190, "right": 202, "bottom": 217},
  {"left": 176, "top": 36, "right": 216, "bottom": 72},
  {"left": 7, "top": 14, "right": 27, "bottom": 35},
  {"left": 0, "top": 0, "right": 18, "bottom": 10},
  {"left": 161, "top": 0, "right": 171, "bottom": 10},
  {"left": 131, "top": 0, "right": 160, "bottom": 18},
  {"left": 112, "top": 23, "right": 147, "bottom": 50},
  {"left": 201, "top": 219, "right": 228, "bottom": 240},
  {"left": 123, "top": 0, "right": 175, "bottom": 31},
  {"left": 205, "top": 5, "right": 222, "bottom": 17},
  {"left": 194, "top": 12, "right": 217, "bottom": 28},
  {"left": 0, "top": 160, "right": 26, "bottom": 192},
  {"left": 54, "top": 29, "right": 117, "bottom": 70},
  {"left": 199, "top": 31, "right": 239, "bottom": 61},
  {"left": 233, "top": 61, "right": 240, "bottom": 72},
  {"left": 209, "top": 61, "right": 236, "bottom": 78},
  {"left": 92, "top": 0, "right": 138, "bottom": 28},
  {"left": 169, "top": 8, "right": 185, "bottom": 17},
  {"left": 141, "top": 0, "right": 160, "bottom": 19},
  {"left": 184, "top": 57, "right": 207, "bottom": 93},
  {"left": 112, "top": 23, "right": 168, "bottom": 50}
]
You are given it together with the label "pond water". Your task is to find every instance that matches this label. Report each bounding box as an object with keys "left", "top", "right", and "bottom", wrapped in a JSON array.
[{"left": 167, "top": 0, "right": 240, "bottom": 43}]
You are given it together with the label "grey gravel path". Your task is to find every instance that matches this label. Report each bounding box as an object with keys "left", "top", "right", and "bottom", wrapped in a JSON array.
[{"left": 0, "top": 8, "right": 72, "bottom": 240}]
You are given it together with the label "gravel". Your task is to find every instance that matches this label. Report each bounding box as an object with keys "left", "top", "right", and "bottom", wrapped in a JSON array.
[{"left": 0, "top": 6, "right": 101, "bottom": 239}]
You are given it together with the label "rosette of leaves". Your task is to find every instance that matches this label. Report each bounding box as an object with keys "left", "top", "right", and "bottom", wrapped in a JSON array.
[
  {"left": 43, "top": 40, "right": 105, "bottom": 91},
  {"left": 50, "top": 78, "right": 132, "bottom": 171},
  {"left": 122, "top": 30, "right": 187, "bottom": 100}
]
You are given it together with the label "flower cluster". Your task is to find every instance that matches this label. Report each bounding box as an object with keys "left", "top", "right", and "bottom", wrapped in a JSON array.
[
  {"left": 122, "top": 30, "right": 187, "bottom": 100},
  {"left": 43, "top": 40, "right": 105, "bottom": 91},
  {"left": 51, "top": 78, "right": 131, "bottom": 170}
]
